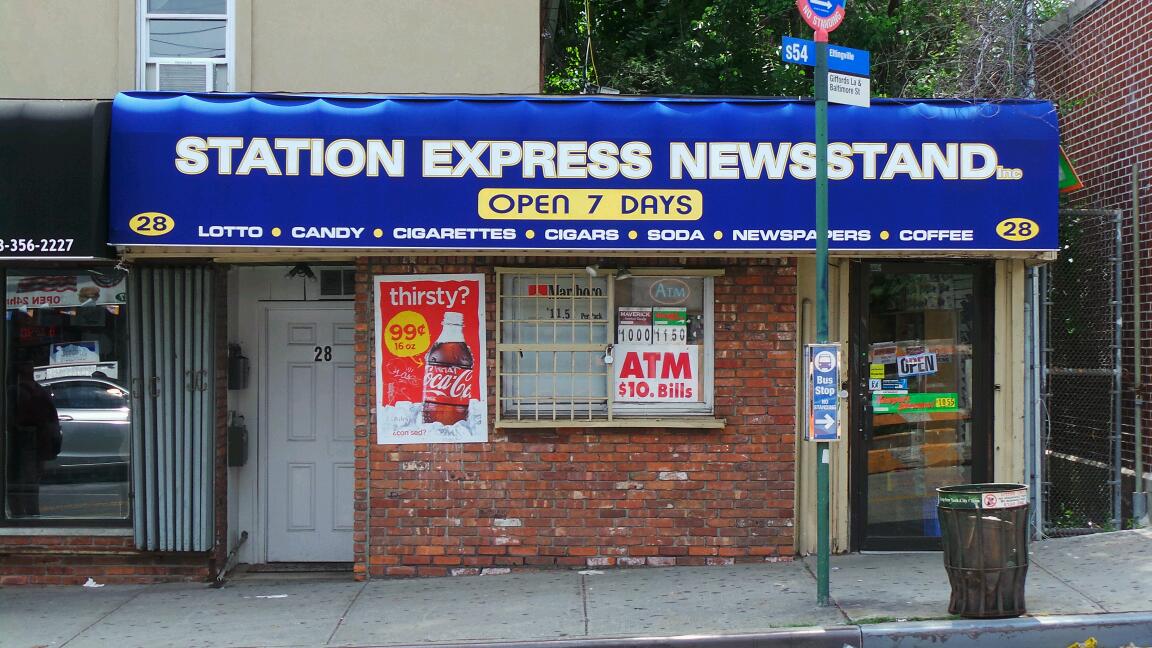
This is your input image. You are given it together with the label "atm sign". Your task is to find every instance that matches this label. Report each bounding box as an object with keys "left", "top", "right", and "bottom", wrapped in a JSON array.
[{"left": 614, "top": 344, "right": 699, "bottom": 402}]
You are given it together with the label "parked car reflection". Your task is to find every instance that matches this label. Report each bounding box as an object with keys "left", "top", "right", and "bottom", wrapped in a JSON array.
[{"left": 38, "top": 377, "right": 130, "bottom": 483}]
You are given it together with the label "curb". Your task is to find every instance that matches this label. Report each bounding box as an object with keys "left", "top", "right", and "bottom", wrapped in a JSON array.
[
  {"left": 371, "top": 613, "right": 1152, "bottom": 648},
  {"left": 375, "top": 627, "right": 863, "bottom": 648},
  {"left": 860, "top": 611, "right": 1152, "bottom": 647}
]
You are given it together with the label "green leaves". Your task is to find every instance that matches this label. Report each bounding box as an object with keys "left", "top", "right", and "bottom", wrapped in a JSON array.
[{"left": 543, "top": 0, "right": 1070, "bottom": 98}]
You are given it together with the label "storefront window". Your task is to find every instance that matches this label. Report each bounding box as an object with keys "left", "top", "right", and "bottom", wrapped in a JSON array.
[
  {"left": 496, "top": 269, "right": 714, "bottom": 424},
  {"left": 4, "top": 269, "right": 131, "bottom": 523}
]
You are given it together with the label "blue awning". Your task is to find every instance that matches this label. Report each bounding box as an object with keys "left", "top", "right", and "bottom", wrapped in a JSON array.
[{"left": 110, "top": 93, "right": 1059, "bottom": 253}]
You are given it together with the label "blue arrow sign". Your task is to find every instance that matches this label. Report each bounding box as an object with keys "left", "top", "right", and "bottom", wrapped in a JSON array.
[
  {"left": 803, "top": 0, "right": 845, "bottom": 18},
  {"left": 814, "top": 410, "right": 838, "bottom": 435},
  {"left": 782, "top": 36, "right": 870, "bottom": 77}
]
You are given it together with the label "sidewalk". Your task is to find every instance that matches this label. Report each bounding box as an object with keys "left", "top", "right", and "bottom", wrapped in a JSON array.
[{"left": 2, "top": 529, "right": 1150, "bottom": 648}]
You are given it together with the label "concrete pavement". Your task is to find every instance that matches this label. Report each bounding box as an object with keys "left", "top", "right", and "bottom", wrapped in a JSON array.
[{"left": 2, "top": 529, "right": 1150, "bottom": 648}]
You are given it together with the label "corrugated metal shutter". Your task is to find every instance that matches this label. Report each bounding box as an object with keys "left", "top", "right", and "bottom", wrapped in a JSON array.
[{"left": 128, "top": 266, "right": 214, "bottom": 552}]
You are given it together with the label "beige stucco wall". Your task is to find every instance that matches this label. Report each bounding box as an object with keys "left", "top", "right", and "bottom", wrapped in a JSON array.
[
  {"left": 993, "top": 259, "right": 1029, "bottom": 484},
  {"left": 0, "top": 0, "right": 135, "bottom": 98},
  {"left": 1, "top": 0, "right": 539, "bottom": 98},
  {"left": 239, "top": 0, "right": 540, "bottom": 94},
  {"left": 795, "top": 257, "right": 852, "bottom": 554},
  {"left": 794, "top": 257, "right": 1032, "bottom": 555}
]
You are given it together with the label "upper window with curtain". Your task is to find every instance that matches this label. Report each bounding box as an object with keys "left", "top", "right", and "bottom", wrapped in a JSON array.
[{"left": 140, "top": 0, "right": 231, "bottom": 92}]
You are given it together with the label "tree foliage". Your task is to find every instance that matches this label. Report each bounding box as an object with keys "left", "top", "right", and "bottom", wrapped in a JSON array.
[{"left": 543, "top": 0, "right": 1071, "bottom": 98}]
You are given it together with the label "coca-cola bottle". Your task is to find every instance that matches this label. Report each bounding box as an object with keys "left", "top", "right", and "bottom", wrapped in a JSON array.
[{"left": 421, "top": 312, "right": 474, "bottom": 425}]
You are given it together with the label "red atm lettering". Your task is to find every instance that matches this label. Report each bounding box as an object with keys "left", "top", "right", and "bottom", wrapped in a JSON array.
[{"left": 619, "top": 351, "right": 694, "bottom": 379}]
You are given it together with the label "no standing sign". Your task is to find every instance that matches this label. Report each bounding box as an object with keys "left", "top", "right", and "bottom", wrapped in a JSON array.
[{"left": 796, "top": 0, "right": 846, "bottom": 34}]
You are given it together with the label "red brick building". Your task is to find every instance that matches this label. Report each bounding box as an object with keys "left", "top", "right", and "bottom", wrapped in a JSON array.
[
  {"left": 3, "top": 0, "right": 1063, "bottom": 582},
  {"left": 1036, "top": 0, "right": 1152, "bottom": 520},
  {"left": 353, "top": 257, "right": 797, "bottom": 577},
  {"left": 1, "top": 92, "right": 1039, "bottom": 587},
  {"left": 3, "top": 88, "right": 1059, "bottom": 584}
]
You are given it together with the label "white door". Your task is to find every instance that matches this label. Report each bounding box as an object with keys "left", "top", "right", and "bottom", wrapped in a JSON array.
[{"left": 265, "top": 306, "right": 356, "bottom": 562}]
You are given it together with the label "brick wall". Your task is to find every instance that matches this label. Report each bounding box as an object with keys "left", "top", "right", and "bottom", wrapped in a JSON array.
[
  {"left": 212, "top": 267, "right": 229, "bottom": 575},
  {"left": 1037, "top": 1, "right": 1152, "bottom": 214},
  {"left": 0, "top": 535, "right": 210, "bottom": 585},
  {"left": 352, "top": 256, "right": 797, "bottom": 578},
  {"left": 1037, "top": 0, "right": 1152, "bottom": 495}
]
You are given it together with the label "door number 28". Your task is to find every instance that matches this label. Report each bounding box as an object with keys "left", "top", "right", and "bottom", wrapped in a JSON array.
[{"left": 313, "top": 345, "right": 332, "bottom": 362}]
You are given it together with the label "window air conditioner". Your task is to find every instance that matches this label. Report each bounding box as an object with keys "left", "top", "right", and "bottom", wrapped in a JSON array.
[{"left": 156, "top": 63, "right": 211, "bottom": 92}]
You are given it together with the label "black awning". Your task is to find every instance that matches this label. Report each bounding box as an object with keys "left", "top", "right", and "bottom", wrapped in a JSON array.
[{"left": 0, "top": 100, "right": 112, "bottom": 260}]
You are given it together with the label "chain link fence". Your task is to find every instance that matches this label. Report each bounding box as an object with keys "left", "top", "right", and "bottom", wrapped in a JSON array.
[{"left": 1043, "top": 209, "right": 1122, "bottom": 535}]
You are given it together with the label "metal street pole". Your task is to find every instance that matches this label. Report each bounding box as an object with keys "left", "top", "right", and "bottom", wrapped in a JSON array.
[
  {"left": 814, "top": 28, "right": 831, "bottom": 607},
  {"left": 794, "top": 0, "right": 846, "bottom": 609}
]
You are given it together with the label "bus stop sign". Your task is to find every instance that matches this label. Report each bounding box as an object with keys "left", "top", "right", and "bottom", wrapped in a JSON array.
[
  {"left": 797, "top": 0, "right": 846, "bottom": 33},
  {"left": 806, "top": 343, "right": 842, "bottom": 441}
]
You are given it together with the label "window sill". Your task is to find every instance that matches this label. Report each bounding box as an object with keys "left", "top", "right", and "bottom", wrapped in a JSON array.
[
  {"left": 496, "top": 417, "right": 726, "bottom": 429},
  {"left": 0, "top": 527, "right": 132, "bottom": 537}
]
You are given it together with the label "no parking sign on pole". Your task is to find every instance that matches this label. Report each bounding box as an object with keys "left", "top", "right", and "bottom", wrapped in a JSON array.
[{"left": 796, "top": 0, "right": 846, "bottom": 35}]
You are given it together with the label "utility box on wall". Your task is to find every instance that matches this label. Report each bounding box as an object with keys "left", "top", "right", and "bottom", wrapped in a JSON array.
[
  {"left": 228, "top": 343, "right": 249, "bottom": 390},
  {"left": 228, "top": 413, "right": 248, "bottom": 467}
]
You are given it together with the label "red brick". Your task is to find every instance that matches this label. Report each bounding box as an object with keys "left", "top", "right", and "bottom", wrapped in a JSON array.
[{"left": 353, "top": 257, "right": 797, "bottom": 576}]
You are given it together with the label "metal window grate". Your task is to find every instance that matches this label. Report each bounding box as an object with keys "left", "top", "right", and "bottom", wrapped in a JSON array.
[
  {"left": 497, "top": 271, "right": 611, "bottom": 422},
  {"left": 495, "top": 269, "right": 718, "bottom": 425}
]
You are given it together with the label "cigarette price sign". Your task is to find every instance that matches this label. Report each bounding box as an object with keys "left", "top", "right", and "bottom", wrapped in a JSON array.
[
  {"left": 652, "top": 307, "right": 688, "bottom": 344},
  {"left": 806, "top": 343, "right": 842, "bottom": 441},
  {"left": 617, "top": 307, "right": 653, "bottom": 344}
]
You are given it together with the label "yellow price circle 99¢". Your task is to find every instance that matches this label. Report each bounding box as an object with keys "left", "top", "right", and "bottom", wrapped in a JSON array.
[{"left": 384, "top": 310, "right": 431, "bottom": 358}]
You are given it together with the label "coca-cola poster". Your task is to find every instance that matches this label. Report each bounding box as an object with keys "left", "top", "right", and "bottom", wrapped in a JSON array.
[{"left": 373, "top": 274, "right": 487, "bottom": 444}]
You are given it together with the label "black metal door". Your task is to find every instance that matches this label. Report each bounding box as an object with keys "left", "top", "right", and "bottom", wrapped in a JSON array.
[{"left": 850, "top": 261, "right": 995, "bottom": 551}]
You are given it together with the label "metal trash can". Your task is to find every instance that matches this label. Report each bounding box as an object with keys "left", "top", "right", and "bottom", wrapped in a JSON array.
[{"left": 936, "top": 483, "right": 1030, "bottom": 618}]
